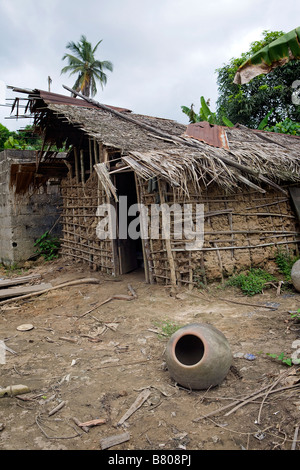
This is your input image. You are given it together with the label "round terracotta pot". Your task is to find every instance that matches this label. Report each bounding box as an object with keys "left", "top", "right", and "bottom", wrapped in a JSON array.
[{"left": 165, "top": 323, "right": 232, "bottom": 390}]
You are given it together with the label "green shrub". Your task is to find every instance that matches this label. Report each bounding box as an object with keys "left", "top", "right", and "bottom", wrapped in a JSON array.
[
  {"left": 34, "top": 231, "right": 61, "bottom": 261},
  {"left": 275, "top": 250, "right": 299, "bottom": 280},
  {"left": 227, "top": 268, "right": 276, "bottom": 296}
]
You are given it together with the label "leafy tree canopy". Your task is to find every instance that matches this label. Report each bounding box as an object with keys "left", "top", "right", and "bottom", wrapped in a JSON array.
[
  {"left": 0, "top": 123, "right": 10, "bottom": 151},
  {"left": 0, "top": 124, "right": 43, "bottom": 152},
  {"left": 215, "top": 30, "right": 300, "bottom": 128}
]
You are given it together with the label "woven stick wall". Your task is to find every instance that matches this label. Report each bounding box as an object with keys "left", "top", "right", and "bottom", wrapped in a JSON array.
[
  {"left": 138, "top": 178, "right": 300, "bottom": 287},
  {"left": 60, "top": 140, "right": 115, "bottom": 274}
]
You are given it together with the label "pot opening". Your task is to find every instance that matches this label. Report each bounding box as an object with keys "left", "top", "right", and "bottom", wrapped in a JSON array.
[{"left": 175, "top": 334, "right": 204, "bottom": 366}]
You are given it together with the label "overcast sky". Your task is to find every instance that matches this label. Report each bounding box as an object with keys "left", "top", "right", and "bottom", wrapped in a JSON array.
[{"left": 0, "top": 0, "right": 299, "bottom": 131}]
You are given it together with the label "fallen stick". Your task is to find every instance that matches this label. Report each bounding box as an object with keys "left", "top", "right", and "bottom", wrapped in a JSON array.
[
  {"left": 72, "top": 417, "right": 89, "bottom": 433},
  {"left": 219, "top": 297, "right": 278, "bottom": 309},
  {"left": 48, "top": 401, "right": 66, "bottom": 416},
  {"left": 0, "top": 283, "right": 53, "bottom": 300},
  {"left": 77, "top": 293, "right": 136, "bottom": 320},
  {"left": 58, "top": 336, "right": 77, "bottom": 343},
  {"left": 193, "top": 382, "right": 291, "bottom": 421},
  {"left": 291, "top": 426, "right": 299, "bottom": 450},
  {"left": 127, "top": 284, "right": 137, "bottom": 298},
  {"left": 0, "top": 278, "right": 101, "bottom": 307},
  {"left": 0, "top": 274, "right": 41, "bottom": 288},
  {"left": 78, "top": 418, "right": 106, "bottom": 427},
  {"left": 0, "top": 342, "right": 17, "bottom": 355},
  {"left": 117, "top": 389, "right": 151, "bottom": 426},
  {"left": 225, "top": 384, "right": 300, "bottom": 417},
  {"left": 100, "top": 432, "right": 130, "bottom": 450}
]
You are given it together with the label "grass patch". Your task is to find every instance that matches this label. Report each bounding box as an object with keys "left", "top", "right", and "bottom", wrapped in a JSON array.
[
  {"left": 275, "top": 250, "right": 299, "bottom": 281},
  {"left": 226, "top": 268, "right": 276, "bottom": 296},
  {"left": 154, "top": 320, "right": 182, "bottom": 340}
]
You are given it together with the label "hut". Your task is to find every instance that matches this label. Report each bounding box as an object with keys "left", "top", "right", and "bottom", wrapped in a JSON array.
[{"left": 9, "top": 87, "right": 300, "bottom": 286}]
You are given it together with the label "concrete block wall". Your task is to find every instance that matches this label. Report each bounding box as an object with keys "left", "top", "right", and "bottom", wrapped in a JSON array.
[{"left": 0, "top": 150, "right": 62, "bottom": 266}]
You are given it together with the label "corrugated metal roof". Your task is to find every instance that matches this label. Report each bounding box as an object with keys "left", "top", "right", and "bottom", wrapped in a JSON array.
[
  {"left": 38, "top": 90, "right": 132, "bottom": 113},
  {"left": 184, "top": 121, "right": 229, "bottom": 149}
]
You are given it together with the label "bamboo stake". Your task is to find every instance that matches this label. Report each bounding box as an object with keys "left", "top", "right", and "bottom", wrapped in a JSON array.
[
  {"left": 158, "top": 180, "right": 177, "bottom": 287},
  {"left": 80, "top": 149, "right": 85, "bottom": 186},
  {"left": 93, "top": 139, "right": 98, "bottom": 164},
  {"left": 74, "top": 147, "right": 79, "bottom": 184}
]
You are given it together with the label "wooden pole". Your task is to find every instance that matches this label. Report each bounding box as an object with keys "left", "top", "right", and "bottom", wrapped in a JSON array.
[{"left": 158, "top": 180, "right": 177, "bottom": 287}]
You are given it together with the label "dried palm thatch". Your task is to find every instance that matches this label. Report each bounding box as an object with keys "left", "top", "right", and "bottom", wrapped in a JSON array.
[{"left": 33, "top": 90, "right": 300, "bottom": 198}]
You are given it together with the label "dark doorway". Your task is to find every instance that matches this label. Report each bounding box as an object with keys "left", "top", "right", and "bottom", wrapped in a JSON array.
[{"left": 114, "top": 171, "right": 144, "bottom": 275}]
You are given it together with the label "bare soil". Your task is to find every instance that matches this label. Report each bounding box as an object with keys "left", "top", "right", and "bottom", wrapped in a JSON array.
[{"left": 0, "top": 258, "right": 300, "bottom": 452}]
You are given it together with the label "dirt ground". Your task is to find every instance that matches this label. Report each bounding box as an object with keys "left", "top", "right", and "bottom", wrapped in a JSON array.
[{"left": 0, "top": 257, "right": 300, "bottom": 452}]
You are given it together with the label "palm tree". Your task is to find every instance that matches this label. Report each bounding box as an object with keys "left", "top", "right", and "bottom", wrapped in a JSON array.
[{"left": 61, "top": 35, "right": 113, "bottom": 97}]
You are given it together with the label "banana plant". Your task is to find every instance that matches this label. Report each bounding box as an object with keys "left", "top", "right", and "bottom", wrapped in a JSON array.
[
  {"left": 234, "top": 27, "right": 300, "bottom": 85},
  {"left": 181, "top": 96, "right": 234, "bottom": 127}
]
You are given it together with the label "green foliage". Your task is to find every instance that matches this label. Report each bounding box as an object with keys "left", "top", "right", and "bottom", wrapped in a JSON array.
[
  {"left": 181, "top": 96, "right": 235, "bottom": 128},
  {"left": 257, "top": 108, "right": 274, "bottom": 130},
  {"left": 216, "top": 30, "right": 300, "bottom": 129},
  {"left": 264, "top": 118, "right": 300, "bottom": 136},
  {"left": 193, "top": 266, "right": 206, "bottom": 289},
  {"left": 290, "top": 309, "right": 300, "bottom": 321},
  {"left": 4, "top": 135, "right": 28, "bottom": 150},
  {"left": 266, "top": 352, "right": 293, "bottom": 366},
  {"left": 154, "top": 320, "right": 182, "bottom": 340},
  {"left": 227, "top": 268, "right": 276, "bottom": 296},
  {"left": 34, "top": 231, "right": 61, "bottom": 261},
  {"left": 0, "top": 124, "right": 43, "bottom": 151},
  {"left": 275, "top": 250, "right": 299, "bottom": 280},
  {"left": 181, "top": 96, "right": 217, "bottom": 124},
  {"left": 0, "top": 123, "right": 10, "bottom": 151}
]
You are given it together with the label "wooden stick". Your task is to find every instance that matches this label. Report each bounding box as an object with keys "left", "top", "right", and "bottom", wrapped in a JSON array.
[
  {"left": 77, "top": 418, "right": 106, "bottom": 427},
  {"left": 0, "top": 278, "right": 101, "bottom": 307},
  {"left": 76, "top": 293, "right": 136, "bottom": 320},
  {"left": 48, "top": 401, "right": 65, "bottom": 416},
  {"left": 100, "top": 432, "right": 130, "bottom": 450},
  {"left": 224, "top": 384, "right": 300, "bottom": 417},
  {"left": 74, "top": 147, "right": 79, "bottom": 184},
  {"left": 189, "top": 239, "right": 300, "bottom": 252},
  {"left": 117, "top": 389, "right": 151, "bottom": 426},
  {"left": 80, "top": 149, "right": 85, "bottom": 186},
  {"left": 219, "top": 297, "right": 279, "bottom": 309},
  {"left": 291, "top": 426, "right": 299, "bottom": 450},
  {"left": 158, "top": 181, "right": 177, "bottom": 287},
  {"left": 0, "top": 274, "right": 41, "bottom": 288},
  {"left": 127, "top": 284, "right": 137, "bottom": 298},
  {"left": 72, "top": 417, "right": 89, "bottom": 433}
]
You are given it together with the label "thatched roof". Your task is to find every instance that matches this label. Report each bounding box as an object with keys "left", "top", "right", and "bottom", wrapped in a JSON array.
[{"left": 16, "top": 88, "right": 300, "bottom": 195}]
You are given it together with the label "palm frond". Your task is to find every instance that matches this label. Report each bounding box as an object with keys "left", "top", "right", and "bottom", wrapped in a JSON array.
[{"left": 234, "top": 27, "right": 300, "bottom": 84}]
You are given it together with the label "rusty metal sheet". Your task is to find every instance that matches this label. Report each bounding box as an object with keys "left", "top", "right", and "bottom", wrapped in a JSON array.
[
  {"left": 184, "top": 121, "right": 229, "bottom": 149},
  {"left": 38, "top": 90, "right": 131, "bottom": 113}
]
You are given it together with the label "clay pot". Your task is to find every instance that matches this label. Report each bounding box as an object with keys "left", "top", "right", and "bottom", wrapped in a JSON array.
[
  {"left": 291, "top": 259, "right": 300, "bottom": 292},
  {"left": 165, "top": 323, "right": 232, "bottom": 390}
]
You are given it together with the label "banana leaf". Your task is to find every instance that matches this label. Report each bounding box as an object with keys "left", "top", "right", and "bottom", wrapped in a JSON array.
[
  {"left": 222, "top": 116, "right": 235, "bottom": 127},
  {"left": 234, "top": 27, "right": 300, "bottom": 85}
]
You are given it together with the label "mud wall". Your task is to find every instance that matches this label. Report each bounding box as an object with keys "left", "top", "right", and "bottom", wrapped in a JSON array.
[{"left": 137, "top": 179, "right": 300, "bottom": 286}]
